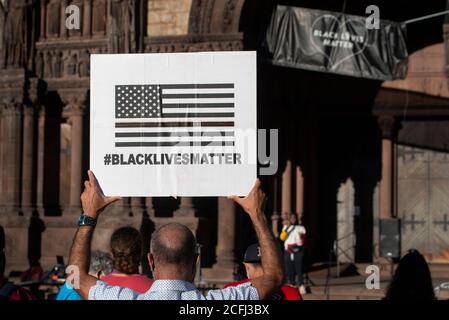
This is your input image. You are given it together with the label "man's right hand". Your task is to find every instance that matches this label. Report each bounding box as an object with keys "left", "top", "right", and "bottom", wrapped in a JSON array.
[
  {"left": 228, "top": 179, "right": 266, "bottom": 218},
  {"left": 229, "top": 179, "right": 283, "bottom": 300}
]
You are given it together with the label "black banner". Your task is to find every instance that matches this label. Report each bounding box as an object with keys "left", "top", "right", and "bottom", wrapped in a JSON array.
[{"left": 262, "top": 6, "right": 408, "bottom": 80}]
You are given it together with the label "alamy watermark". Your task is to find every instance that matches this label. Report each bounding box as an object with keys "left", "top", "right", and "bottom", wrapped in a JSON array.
[
  {"left": 366, "top": 5, "right": 380, "bottom": 30},
  {"left": 65, "top": 5, "right": 81, "bottom": 30},
  {"left": 365, "top": 264, "right": 380, "bottom": 290},
  {"left": 65, "top": 265, "right": 80, "bottom": 289}
]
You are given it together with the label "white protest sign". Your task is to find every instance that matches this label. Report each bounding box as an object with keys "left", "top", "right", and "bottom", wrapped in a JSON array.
[{"left": 90, "top": 51, "right": 257, "bottom": 197}]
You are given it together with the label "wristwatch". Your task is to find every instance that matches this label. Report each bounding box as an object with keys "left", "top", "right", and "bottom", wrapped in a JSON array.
[{"left": 78, "top": 214, "right": 97, "bottom": 228}]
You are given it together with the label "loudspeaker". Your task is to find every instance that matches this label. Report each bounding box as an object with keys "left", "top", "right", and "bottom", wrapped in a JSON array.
[{"left": 379, "top": 219, "right": 401, "bottom": 258}]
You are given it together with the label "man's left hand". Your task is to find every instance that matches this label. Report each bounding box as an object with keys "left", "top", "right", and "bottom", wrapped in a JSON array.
[{"left": 81, "top": 170, "right": 121, "bottom": 218}]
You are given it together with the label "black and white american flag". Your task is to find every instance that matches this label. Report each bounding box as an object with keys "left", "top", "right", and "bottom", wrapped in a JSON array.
[{"left": 114, "top": 84, "right": 235, "bottom": 147}]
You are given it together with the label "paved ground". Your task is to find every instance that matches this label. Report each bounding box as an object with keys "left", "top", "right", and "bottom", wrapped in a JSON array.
[{"left": 301, "top": 263, "right": 449, "bottom": 300}]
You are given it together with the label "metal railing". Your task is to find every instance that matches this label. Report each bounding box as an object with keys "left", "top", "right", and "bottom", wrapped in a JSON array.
[{"left": 334, "top": 232, "right": 357, "bottom": 277}]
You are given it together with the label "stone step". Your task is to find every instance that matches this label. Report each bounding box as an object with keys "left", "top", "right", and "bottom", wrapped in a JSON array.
[
  {"left": 429, "top": 264, "right": 449, "bottom": 279},
  {"left": 307, "top": 286, "right": 386, "bottom": 298},
  {"left": 300, "top": 262, "right": 449, "bottom": 300}
]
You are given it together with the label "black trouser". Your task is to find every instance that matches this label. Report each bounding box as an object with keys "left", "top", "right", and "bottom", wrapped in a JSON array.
[{"left": 283, "top": 247, "right": 304, "bottom": 286}]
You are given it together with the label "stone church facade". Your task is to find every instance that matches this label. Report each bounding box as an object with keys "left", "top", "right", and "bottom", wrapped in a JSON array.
[
  {"left": 2, "top": 0, "right": 449, "bottom": 284},
  {"left": 0, "top": 0, "right": 246, "bottom": 283}
]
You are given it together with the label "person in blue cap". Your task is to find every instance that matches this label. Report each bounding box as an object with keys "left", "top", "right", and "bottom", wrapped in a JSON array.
[{"left": 224, "top": 243, "right": 302, "bottom": 300}]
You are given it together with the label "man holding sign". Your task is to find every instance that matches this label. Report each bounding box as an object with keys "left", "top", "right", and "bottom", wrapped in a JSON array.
[
  {"left": 68, "top": 171, "right": 283, "bottom": 300},
  {"left": 90, "top": 52, "right": 257, "bottom": 197},
  {"left": 69, "top": 51, "right": 272, "bottom": 299}
]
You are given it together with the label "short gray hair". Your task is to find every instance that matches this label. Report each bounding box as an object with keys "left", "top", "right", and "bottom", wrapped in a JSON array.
[{"left": 89, "top": 250, "right": 113, "bottom": 275}]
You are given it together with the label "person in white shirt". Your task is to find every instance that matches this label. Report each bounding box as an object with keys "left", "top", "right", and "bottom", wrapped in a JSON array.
[{"left": 281, "top": 213, "right": 306, "bottom": 293}]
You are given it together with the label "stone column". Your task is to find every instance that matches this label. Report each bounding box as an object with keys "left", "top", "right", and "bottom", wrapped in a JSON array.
[
  {"left": 337, "top": 178, "right": 355, "bottom": 263},
  {"left": 21, "top": 105, "right": 37, "bottom": 216},
  {"left": 109, "top": 197, "right": 130, "bottom": 216},
  {"left": 0, "top": 110, "right": 3, "bottom": 208},
  {"left": 378, "top": 115, "right": 395, "bottom": 219},
  {"left": 215, "top": 198, "right": 236, "bottom": 268},
  {"left": 131, "top": 197, "right": 143, "bottom": 217},
  {"left": 145, "top": 197, "right": 155, "bottom": 217},
  {"left": 60, "top": 0, "right": 69, "bottom": 38},
  {"left": 174, "top": 197, "right": 196, "bottom": 217},
  {"left": 281, "top": 159, "right": 293, "bottom": 222},
  {"left": 271, "top": 175, "right": 280, "bottom": 237},
  {"left": 36, "top": 106, "right": 46, "bottom": 215},
  {"left": 296, "top": 165, "right": 304, "bottom": 218},
  {"left": 203, "top": 197, "right": 236, "bottom": 282},
  {"left": 83, "top": 0, "right": 92, "bottom": 36},
  {"left": 40, "top": 0, "right": 47, "bottom": 40},
  {"left": 61, "top": 91, "right": 86, "bottom": 216},
  {"left": 0, "top": 102, "right": 22, "bottom": 214}
]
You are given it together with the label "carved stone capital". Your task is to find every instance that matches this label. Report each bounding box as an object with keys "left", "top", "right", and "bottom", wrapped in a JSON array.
[
  {"left": 0, "top": 102, "right": 22, "bottom": 116},
  {"left": 38, "top": 105, "right": 46, "bottom": 117},
  {"left": 23, "top": 105, "right": 36, "bottom": 117},
  {"left": 28, "top": 90, "right": 39, "bottom": 106},
  {"left": 63, "top": 104, "right": 86, "bottom": 119},
  {"left": 27, "top": 78, "right": 45, "bottom": 106},
  {"left": 59, "top": 89, "right": 87, "bottom": 118}
]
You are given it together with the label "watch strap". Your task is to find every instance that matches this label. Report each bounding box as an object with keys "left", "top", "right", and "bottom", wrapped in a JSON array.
[{"left": 78, "top": 214, "right": 97, "bottom": 228}]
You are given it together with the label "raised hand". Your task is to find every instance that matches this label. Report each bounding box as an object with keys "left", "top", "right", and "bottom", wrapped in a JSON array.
[
  {"left": 228, "top": 179, "right": 266, "bottom": 218},
  {"left": 81, "top": 170, "right": 121, "bottom": 218}
]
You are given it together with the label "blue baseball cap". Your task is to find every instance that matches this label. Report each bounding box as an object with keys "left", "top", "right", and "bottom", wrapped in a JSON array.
[{"left": 244, "top": 243, "right": 261, "bottom": 263}]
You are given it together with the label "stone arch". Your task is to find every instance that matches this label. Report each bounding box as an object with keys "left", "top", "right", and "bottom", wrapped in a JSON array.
[
  {"left": 188, "top": 0, "right": 246, "bottom": 34},
  {"left": 147, "top": 0, "right": 193, "bottom": 36}
]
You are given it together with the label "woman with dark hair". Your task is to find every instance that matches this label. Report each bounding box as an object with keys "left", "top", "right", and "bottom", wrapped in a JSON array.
[
  {"left": 384, "top": 249, "right": 436, "bottom": 300},
  {"left": 101, "top": 227, "right": 153, "bottom": 294}
]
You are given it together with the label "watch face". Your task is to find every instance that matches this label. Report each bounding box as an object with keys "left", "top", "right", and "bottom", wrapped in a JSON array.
[{"left": 78, "top": 215, "right": 96, "bottom": 227}]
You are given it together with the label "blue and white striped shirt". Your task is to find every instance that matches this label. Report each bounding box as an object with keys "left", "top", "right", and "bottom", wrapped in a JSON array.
[{"left": 88, "top": 279, "right": 259, "bottom": 300}]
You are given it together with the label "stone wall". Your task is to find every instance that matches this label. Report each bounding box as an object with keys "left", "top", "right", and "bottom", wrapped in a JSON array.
[{"left": 147, "top": 0, "right": 192, "bottom": 36}]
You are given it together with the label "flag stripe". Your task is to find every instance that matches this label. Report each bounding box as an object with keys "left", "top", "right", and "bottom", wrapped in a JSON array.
[
  {"left": 163, "top": 108, "right": 234, "bottom": 114},
  {"left": 162, "top": 112, "right": 234, "bottom": 118},
  {"left": 161, "top": 103, "right": 234, "bottom": 109},
  {"left": 162, "top": 93, "right": 234, "bottom": 99},
  {"left": 115, "top": 141, "right": 235, "bottom": 147},
  {"left": 115, "top": 117, "right": 234, "bottom": 123},
  {"left": 162, "top": 88, "right": 234, "bottom": 94},
  {"left": 160, "top": 98, "right": 234, "bottom": 105},
  {"left": 115, "top": 121, "right": 234, "bottom": 128},
  {"left": 115, "top": 127, "right": 235, "bottom": 133},
  {"left": 115, "top": 137, "right": 235, "bottom": 143},
  {"left": 159, "top": 83, "right": 234, "bottom": 89},
  {"left": 115, "top": 131, "right": 235, "bottom": 138}
]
